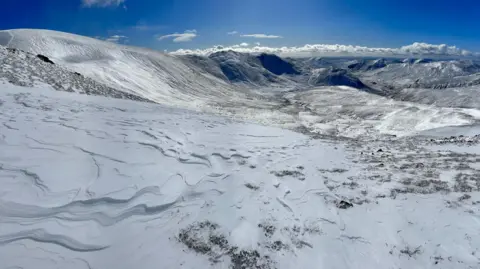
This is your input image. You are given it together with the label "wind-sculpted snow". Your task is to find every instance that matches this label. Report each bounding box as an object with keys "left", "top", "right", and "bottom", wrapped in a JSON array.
[
  {"left": 0, "top": 186, "right": 180, "bottom": 227},
  {"left": 1, "top": 84, "right": 480, "bottom": 269},
  {"left": 0, "top": 229, "right": 109, "bottom": 252}
]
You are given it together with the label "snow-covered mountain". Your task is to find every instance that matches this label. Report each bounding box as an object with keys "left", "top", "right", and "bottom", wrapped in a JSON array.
[
  {"left": 307, "top": 67, "right": 368, "bottom": 89},
  {"left": 204, "top": 50, "right": 292, "bottom": 86},
  {"left": 2, "top": 28, "right": 480, "bottom": 269},
  {"left": 0, "top": 29, "right": 255, "bottom": 109},
  {"left": 358, "top": 60, "right": 480, "bottom": 93},
  {"left": 0, "top": 46, "right": 148, "bottom": 102},
  {"left": 4, "top": 29, "right": 480, "bottom": 101},
  {"left": 3, "top": 29, "right": 480, "bottom": 138}
]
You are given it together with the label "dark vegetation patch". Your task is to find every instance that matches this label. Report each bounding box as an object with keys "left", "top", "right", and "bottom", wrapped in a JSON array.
[
  {"left": 266, "top": 240, "right": 289, "bottom": 251},
  {"left": 454, "top": 173, "right": 480, "bottom": 192},
  {"left": 342, "top": 179, "right": 359, "bottom": 189},
  {"left": 400, "top": 245, "right": 422, "bottom": 258},
  {"left": 228, "top": 249, "right": 274, "bottom": 269},
  {"left": 458, "top": 194, "right": 471, "bottom": 201},
  {"left": 281, "top": 223, "right": 321, "bottom": 249},
  {"left": 271, "top": 169, "right": 305, "bottom": 181},
  {"left": 391, "top": 179, "right": 450, "bottom": 198},
  {"left": 258, "top": 223, "right": 276, "bottom": 238},
  {"left": 318, "top": 168, "right": 348, "bottom": 173},
  {"left": 178, "top": 221, "right": 219, "bottom": 255},
  {"left": 178, "top": 221, "right": 276, "bottom": 269},
  {"left": 245, "top": 183, "right": 260, "bottom": 191},
  {"left": 429, "top": 135, "right": 480, "bottom": 146}
]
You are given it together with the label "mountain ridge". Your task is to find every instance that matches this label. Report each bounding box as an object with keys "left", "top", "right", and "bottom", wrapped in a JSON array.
[{"left": 4, "top": 29, "right": 480, "bottom": 101}]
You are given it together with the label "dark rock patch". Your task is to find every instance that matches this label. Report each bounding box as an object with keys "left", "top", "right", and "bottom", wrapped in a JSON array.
[
  {"left": 36, "top": 54, "right": 55, "bottom": 64},
  {"left": 6, "top": 48, "right": 18, "bottom": 53},
  {"left": 336, "top": 200, "right": 354, "bottom": 209}
]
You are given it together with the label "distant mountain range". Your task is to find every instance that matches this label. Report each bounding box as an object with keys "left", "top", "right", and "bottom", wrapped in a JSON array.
[{"left": 2, "top": 29, "right": 480, "bottom": 112}]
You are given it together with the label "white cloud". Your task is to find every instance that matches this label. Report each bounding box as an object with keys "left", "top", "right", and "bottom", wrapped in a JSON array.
[
  {"left": 105, "top": 35, "right": 128, "bottom": 43},
  {"left": 227, "top": 31, "right": 238, "bottom": 35},
  {"left": 227, "top": 43, "right": 251, "bottom": 49},
  {"left": 158, "top": 29, "right": 198, "bottom": 42},
  {"left": 82, "top": 0, "right": 125, "bottom": 7},
  {"left": 170, "top": 42, "right": 477, "bottom": 58},
  {"left": 240, "top": 34, "right": 283, "bottom": 39},
  {"left": 400, "top": 42, "right": 472, "bottom": 56}
]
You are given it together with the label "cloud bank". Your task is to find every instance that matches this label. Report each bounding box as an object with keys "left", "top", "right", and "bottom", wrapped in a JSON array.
[
  {"left": 82, "top": 0, "right": 125, "bottom": 7},
  {"left": 171, "top": 42, "right": 477, "bottom": 58},
  {"left": 158, "top": 30, "right": 197, "bottom": 42}
]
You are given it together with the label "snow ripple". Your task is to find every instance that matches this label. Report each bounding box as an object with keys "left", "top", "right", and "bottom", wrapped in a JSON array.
[{"left": 0, "top": 229, "right": 108, "bottom": 252}]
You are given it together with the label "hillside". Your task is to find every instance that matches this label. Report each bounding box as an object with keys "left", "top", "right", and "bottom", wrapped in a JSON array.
[
  {"left": 2, "top": 83, "right": 480, "bottom": 269},
  {"left": 0, "top": 29, "right": 253, "bottom": 109}
]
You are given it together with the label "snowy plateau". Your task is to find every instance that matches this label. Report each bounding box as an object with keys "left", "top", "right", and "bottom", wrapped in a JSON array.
[{"left": 1, "top": 29, "right": 480, "bottom": 269}]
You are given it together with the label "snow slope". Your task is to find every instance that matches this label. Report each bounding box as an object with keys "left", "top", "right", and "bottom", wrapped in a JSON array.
[
  {"left": 0, "top": 45, "right": 148, "bottom": 102},
  {"left": 283, "top": 86, "right": 480, "bottom": 138},
  {"left": 0, "top": 29, "right": 254, "bottom": 109},
  {"left": 397, "top": 85, "right": 480, "bottom": 109},
  {"left": 356, "top": 59, "right": 480, "bottom": 92},
  {"left": 1, "top": 83, "right": 480, "bottom": 269},
  {"left": 2, "top": 29, "right": 480, "bottom": 140}
]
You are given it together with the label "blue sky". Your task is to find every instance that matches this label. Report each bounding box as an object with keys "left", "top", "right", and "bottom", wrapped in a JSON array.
[{"left": 2, "top": 0, "right": 480, "bottom": 52}]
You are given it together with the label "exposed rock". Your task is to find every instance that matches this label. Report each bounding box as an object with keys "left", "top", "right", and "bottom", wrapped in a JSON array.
[
  {"left": 336, "top": 200, "right": 354, "bottom": 209},
  {"left": 36, "top": 54, "right": 54, "bottom": 64}
]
